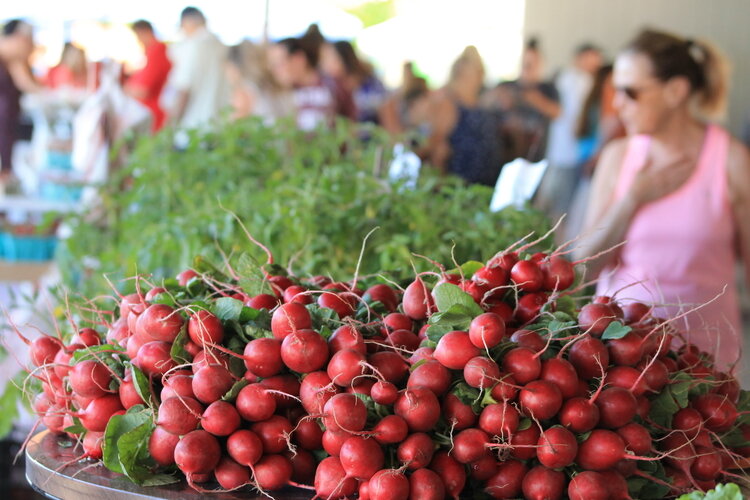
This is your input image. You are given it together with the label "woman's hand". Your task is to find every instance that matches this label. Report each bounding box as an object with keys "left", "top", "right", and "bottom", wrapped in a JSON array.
[{"left": 629, "top": 154, "right": 694, "bottom": 207}]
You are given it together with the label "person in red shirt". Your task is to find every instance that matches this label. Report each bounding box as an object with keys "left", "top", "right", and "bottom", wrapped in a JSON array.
[{"left": 126, "top": 20, "right": 171, "bottom": 132}]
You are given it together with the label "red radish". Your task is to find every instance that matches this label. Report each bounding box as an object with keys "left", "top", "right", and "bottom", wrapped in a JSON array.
[
  {"left": 120, "top": 292, "right": 145, "bottom": 318},
  {"left": 271, "top": 303, "right": 312, "bottom": 339},
  {"left": 691, "top": 446, "right": 722, "bottom": 480},
  {"left": 299, "top": 371, "right": 338, "bottom": 414},
  {"left": 616, "top": 422, "right": 652, "bottom": 455},
  {"left": 283, "top": 285, "right": 311, "bottom": 304},
  {"left": 397, "top": 432, "right": 435, "bottom": 469},
  {"left": 329, "top": 325, "right": 366, "bottom": 354},
  {"left": 469, "top": 313, "right": 505, "bottom": 349},
  {"left": 712, "top": 372, "right": 740, "bottom": 403},
  {"left": 522, "top": 465, "right": 566, "bottom": 500},
  {"left": 252, "top": 454, "right": 293, "bottom": 491},
  {"left": 368, "top": 469, "right": 410, "bottom": 500},
  {"left": 71, "top": 328, "right": 100, "bottom": 347},
  {"left": 459, "top": 280, "right": 489, "bottom": 303},
  {"left": 383, "top": 313, "right": 413, "bottom": 333},
  {"left": 176, "top": 269, "right": 198, "bottom": 285},
  {"left": 236, "top": 383, "right": 276, "bottom": 421},
  {"left": 192, "top": 365, "right": 234, "bottom": 404},
  {"left": 489, "top": 252, "right": 518, "bottom": 272},
  {"left": 410, "top": 346, "right": 435, "bottom": 365},
  {"left": 144, "top": 287, "right": 166, "bottom": 301},
  {"left": 537, "top": 426, "right": 578, "bottom": 468},
  {"left": 595, "top": 387, "right": 638, "bottom": 429},
  {"left": 592, "top": 296, "right": 624, "bottom": 319},
  {"left": 285, "top": 448, "right": 315, "bottom": 484},
  {"left": 510, "top": 260, "right": 543, "bottom": 292},
  {"left": 463, "top": 356, "right": 501, "bottom": 389},
  {"left": 214, "top": 457, "right": 250, "bottom": 490},
  {"left": 473, "top": 265, "right": 508, "bottom": 289},
  {"left": 69, "top": 360, "right": 113, "bottom": 398},
  {"left": 135, "top": 304, "right": 183, "bottom": 343},
  {"left": 318, "top": 292, "right": 355, "bottom": 318},
  {"left": 514, "top": 292, "right": 549, "bottom": 324},
  {"left": 502, "top": 347, "right": 541, "bottom": 384},
  {"left": 485, "top": 300, "right": 514, "bottom": 322},
  {"left": 187, "top": 310, "right": 223, "bottom": 345},
  {"left": 519, "top": 380, "right": 562, "bottom": 421},
  {"left": 692, "top": 393, "right": 738, "bottom": 432},
  {"left": 364, "top": 284, "right": 399, "bottom": 312},
  {"left": 292, "top": 417, "right": 323, "bottom": 450},
  {"left": 598, "top": 469, "right": 630, "bottom": 499},
  {"left": 408, "top": 360, "right": 452, "bottom": 396},
  {"left": 80, "top": 395, "right": 124, "bottom": 432},
  {"left": 43, "top": 406, "right": 65, "bottom": 434},
  {"left": 326, "top": 348, "right": 366, "bottom": 386},
  {"left": 323, "top": 393, "right": 368, "bottom": 432},
  {"left": 636, "top": 396, "right": 651, "bottom": 419},
  {"left": 480, "top": 403, "right": 520, "bottom": 438},
  {"left": 156, "top": 397, "right": 203, "bottom": 436},
  {"left": 607, "top": 332, "right": 644, "bottom": 366},
  {"left": 672, "top": 408, "right": 704, "bottom": 438},
  {"left": 559, "top": 397, "right": 600, "bottom": 433},
  {"left": 340, "top": 436, "right": 385, "bottom": 479},
  {"left": 539, "top": 256, "right": 575, "bottom": 291},
  {"left": 490, "top": 373, "right": 519, "bottom": 402},
  {"left": 442, "top": 393, "right": 478, "bottom": 430},
  {"left": 434, "top": 331, "right": 479, "bottom": 370},
  {"left": 371, "top": 380, "right": 398, "bottom": 405},
  {"left": 246, "top": 293, "right": 279, "bottom": 310},
  {"left": 576, "top": 429, "right": 629, "bottom": 471},
  {"left": 314, "top": 456, "right": 358, "bottom": 498},
  {"left": 372, "top": 414, "right": 409, "bottom": 445},
  {"left": 106, "top": 320, "right": 129, "bottom": 346},
  {"left": 136, "top": 341, "right": 176, "bottom": 376},
  {"left": 623, "top": 302, "right": 651, "bottom": 324},
  {"left": 568, "top": 335, "right": 610, "bottom": 380},
  {"left": 510, "top": 329, "right": 544, "bottom": 351},
  {"left": 118, "top": 377, "right": 145, "bottom": 409},
  {"left": 148, "top": 426, "right": 179, "bottom": 466},
  {"left": 281, "top": 329, "right": 329, "bottom": 373},
  {"left": 201, "top": 400, "right": 240, "bottom": 436},
  {"left": 395, "top": 387, "right": 441, "bottom": 432},
  {"left": 260, "top": 372, "right": 302, "bottom": 407},
  {"left": 161, "top": 374, "right": 194, "bottom": 400},
  {"left": 192, "top": 349, "right": 229, "bottom": 372},
  {"left": 451, "top": 428, "right": 490, "bottom": 464},
  {"left": 409, "top": 468, "right": 446, "bottom": 500},
  {"left": 540, "top": 357, "right": 579, "bottom": 399},
  {"left": 322, "top": 428, "right": 350, "bottom": 456},
  {"left": 227, "top": 429, "right": 263, "bottom": 466},
  {"left": 485, "top": 459, "right": 527, "bottom": 499},
  {"left": 469, "top": 454, "right": 498, "bottom": 481},
  {"left": 242, "top": 338, "right": 282, "bottom": 377},
  {"left": 578, "top": 303, "right": 616, "bottom": 337},
  {"left": 251, "top": 415, "right": 294, "bottom": 454},
  {"left": 402, "top": 278, "right": 435, "bottom": 320},
  {"left": 368, "top": 351, "right": 409, "bottom": 384},
  {"left": 637, "top": 358, "right": 669, "bottom": 393},
  {"left": 385, "top": 329, "right": 420, "bottom": 352},
  {"left": 568, "top": 471, "right": 609, "bottom": 500},
  {"left": 606, "top": 365, "right": 649, "bottom": 397}
]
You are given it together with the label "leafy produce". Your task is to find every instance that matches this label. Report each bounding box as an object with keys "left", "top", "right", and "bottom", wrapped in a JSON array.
[{"left": 14, "top": 233, "right": 750, "bottom": 499}]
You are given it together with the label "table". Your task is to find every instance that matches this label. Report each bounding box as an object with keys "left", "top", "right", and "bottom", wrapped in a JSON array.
[{"left": 25, "top": 431, "right": 314, "bottom": 500}]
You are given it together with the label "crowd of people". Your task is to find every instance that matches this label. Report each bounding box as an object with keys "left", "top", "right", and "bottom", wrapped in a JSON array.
[{"left": 1, "top": 8, "right": 749, "bottom": 367}]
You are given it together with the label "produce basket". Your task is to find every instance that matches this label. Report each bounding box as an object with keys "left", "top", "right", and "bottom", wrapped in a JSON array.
[{"left": 0, "top": 231, "right": 57, "bottom": 261}]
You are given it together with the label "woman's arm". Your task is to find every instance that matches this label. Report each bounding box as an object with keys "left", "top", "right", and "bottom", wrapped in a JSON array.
[
  {"left": 7, "top": 60, "right": 42, "bottom": 93},
  {"left": 727, "top": 139, "right": 750, "bottom": 286},
  {"left": 420, "top": 93, "right": 457, "bottom": 173}
]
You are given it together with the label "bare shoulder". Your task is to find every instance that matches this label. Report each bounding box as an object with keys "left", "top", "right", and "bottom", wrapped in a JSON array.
[
  {"left": 597, "top": 138, "right": 629, "bottom": 174},
  {"left": 726, "top": 136, "right": 750, "bottom": 199}
]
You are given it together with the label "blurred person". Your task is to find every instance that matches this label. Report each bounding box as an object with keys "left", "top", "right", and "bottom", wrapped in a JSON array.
[
  {"left": 126, "top": 20, "right": 172, "bottom": 132},
  {"left": 576, "top": 29, "right": 750, "bottom": 369},
  {"left": 0, "top": 19, "right": 41, "bottom": 179},
  {"left": 45, "top": 42, "right": 87, "bottom": 89},
  {"left": 421, "top": 46, "right": 502, "bottom": 186},
  {"left": 267, "top": 37, "right": 355, "bottom": 131},
  {"left": 539, "top": 43, "right": 603, "bottom": 220},
  {"left": 482, "top": 37, "right": 560, "bottom": 163},
  {"left": 380, "top": 74, "right": 431, "bottom": 141},
  {"left": 320, "top": 41, "right": 387, "bottom": 124},
  {"left": 168, "top": 7, "right": 229, "bottom": 129},
  {"left": 225, "top": 40, "right": 293, "bottom": 122},
  {"left": 575, "top": 64, "right": 622, "bottom": 171}
]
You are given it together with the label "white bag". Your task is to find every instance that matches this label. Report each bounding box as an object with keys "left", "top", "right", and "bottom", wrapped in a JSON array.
[{"left": 490, "top": 158, "right": 549, "bottom": 212}]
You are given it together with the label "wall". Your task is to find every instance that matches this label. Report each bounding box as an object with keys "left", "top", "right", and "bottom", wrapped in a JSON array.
[{"left": 523, "top": 0, "right": 750, "bottom": 135}]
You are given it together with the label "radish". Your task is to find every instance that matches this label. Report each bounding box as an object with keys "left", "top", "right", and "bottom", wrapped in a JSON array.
[
  {"left": 672, "top": 408, "right": 703, "bottom": 437},
  {"left": 285, "top": 448, "right": 315, "bottom": 484},
  {"left": 397, "top": 432, "right": 435, "bottom": 469},
  {"left": 201, "top": 400, "right": 240, "bottom": 436},
  {"left": 691, "top": 446, "right": 722, "bottom": 480},
  {"left": 598, "top": 469, "right": 630, "bottom": 500},
  {"left": 521, "top": 465, "right": 566, "bottom": 500},
  {"left": 568, "top": 335, "right": 609, "bottom": 380},
  {"left": 395, "top": 387, "right": 441, "bottom": 432},
  {"left": 271, "top": 303, "right": 311, "bottom": 339},
  {"left": 607, "top": 331, "right": 645, "bottom": 366},
  {"left": 502, "top": 347, "right": 542, "bottom": 384},
  {"left": 540, "top": 357, "right": 579, "bottom": 399},
  {"left": 69, "top": 360, "right": 113, "bottom": 398},
  {"left": 327, "top": 348, "right": 366, "bottom": 386},
  {"left": 368, "top": 469, "right": 410, "bottom": 500},
  {"left": 409, "top": 468, "right": 446, "bottom": 500},
  {"left": 340, "top": 436, "right": 385, "bottom": 479},
  {"left": 442, "top": 393, "right": 478, "bottom": 430},
  {"left": 489, "top": 252, "right": 518, "bottom": 271},
  {"left": 472, "top": 265, "right": 508, "bottom": 289},
  {"left": 385, "top": 329, "right": 420, "bottom": 352},
  {"left": 214, "top": 457, "right": 250, "bottom": 490},
  {"left": 616, "top": 422, "right": 652, "bottom": 455},
  {"left": 283, "top": 285, "right": 312, "bottom": 305},
  {"left": 71, "top": 328, "right": 100, "bottom": 347},
  {"left": 636, "top": 358, "right": 669, "bottom": 393},
  {"left": 485, "top": 300, "right": 513, "bottom": 322},
  {"left": 318, "top": 292, "right": 355, "bottom": 318},
  {"left": 463, "top": 356, "right": 501, "bottom": 390},
  {"left": 511, "top": 329, "right": 544, "bottom": 351},
  {"left": 187, "top": 310, "right": 223, "bottom": 345},
  {"left": 451, "top": 428, "right": 490, "bottom": 464},
  {"left": 149, "top": 426, "right": 180, "bottom": 466},
  {"left": 281, "top": 329, "right": 329, "bottom": 373},
  {"left": 537, "top": 426, "right": 578, "bottom": 468},
  {"left": 559, "top": 397, "right": 600, "bottom": 433},
  {"left": 479, "top": 402, "right": 519, "bottom": 438},
  {"left": 79, "top": 395, "right": 124, "bottom": 432},
  {"left": 118, "top": 376, "right": 145, "bottom": 409},
  {"left": 459, "top": 280, "right": 489, "bottom": 303},
  {"left": 510, "top": 260, "right": 543, "bottom": 292},
  {"left": 368, "top": 351, "right": 409, "bottom": 384},
  {"left": 156, "top": 396, "right": 203, "bottom": 436},
  {"left": 322, "top": 428, "right": 350, "bottom": 456},
  {"left": 251, "top": 415, "right": 294, "bottom": 454},
  {"left": 323, "top": 393, "right": 368, "bottom": 432},
  {"left": 595, "top": 387, "right": 638, "bottom": 429},
  {"left": 434, "top": 331, "right": 479, "bottom": 370},
  {"left": 519, "top": 380, "right": 562, "bottom": 421},
  {"left": 469, "top": 453, "right": 498, "bottom": 481},
  {"left": 299, "top": 371, "right": 338, "bottom": 414},
  {"left": 243, "top": 338, "right": 283, "bottom": 377},
  {"left": 314, "top": 456, "right": 358, "bottom": 498},
  {"left": 364, "top": 284, "right": 399, "bottom": 312},
  {"left": 292, "top": 417, "right": 323, "bottom": 450},
  {"left": 136, "top": 341, "right": 176, "bottom": 376},
  {"left": 82, "top": 430, "right": 104, "bottom": 459},
  {"left": 514, "top": 292, "right": 549, "bottom": 324},
  {"left": 577, "top": 429, "right": 633, "bottom": 471},
  {"left": 490, "top": 373, "right": 519, "bottom": 402},
  {"left": 567, "top": 471, "right": 609, "bottom": 500},
  {"left": 468, "top": 313, "right": 505, "bottom": 349},
  {"left": 382, "top": 312, "right": 413, "bottom": 333},
  {"left": 605, "top": 365, "right": 649, "bottom": 396},
  {"left": 135, "top": 304, "right": 183, "bottom": 343},
  {"left": 227, "top": 429, "right": 263, "bottom": 466},
  {"left": 578, "top": 303, "right": 616, "bottom": 337},
  {"left": 246, "top": 293, "right": 279, "bottom": 310},
  {"left": 176, "top": 269, "right": 198, "bottom": 286},
  {"left": 692, "top": 393, "right": 738, "bottom": 432},
  {"left": 623, "top": 301, "right": 651, "bottom": 324},
  {"left": 192, "top": 364, "right": 234, "bottom": 404},
  {"left": 174, "top": 430, "right": 221, "bottom": 480},
  {"left": 161, "top": 374, "right": 195, "bottom": 400},
  {"left": 485, "top": 459, "right": 527, "bottom": 499},
  {"left": 370, "top": 380, "right": 398, "bottom": 405},
  {"left": 408, "top": 360, "right": 452, "bottom": 396},
  {"left": 539, "top": 256, "right": 575, "bottom": 291},
  {"left": 373, "top": 414, "right": 409, "bottom": 445},
  {"left": 402, "top": 278, "right": 435, "bottom": 320},
  {"left": 253, "top": 454, "right": 293, "bottom": 491},
  {"left": 329, "top": 325, "right": 366, "bottom": 354}
]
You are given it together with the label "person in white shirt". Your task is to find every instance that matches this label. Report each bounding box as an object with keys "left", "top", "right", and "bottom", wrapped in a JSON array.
[
  {"left": 538, "top": 43, "right": 602, "bottom": 222},
  {"left": 168, "top": 7, "right": 229, "bottom": 129}
]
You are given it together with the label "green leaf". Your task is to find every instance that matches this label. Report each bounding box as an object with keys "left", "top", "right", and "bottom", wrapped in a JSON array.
[
  {"left": 141, "top": 474, "right": 180, "bottom": 486},
  {"left": 102, "top": 406, "right": 152, "bottom": 475},
  {"left": 64, "top": 422, "right": 86, "bottom": 435},
  {"left": 676, "top": 483, "right": 743, "bottom": 500},
  {"left": 169, "top": 328, "right": 191, "bottom": 365},
  {"left": 555, "top": 294, "right": 577, "bottom": 317},
  {"left": 149, "top": 293, "right": 176, "bottom": 307},
  {"left": 239, "top": 305, "right": 262, "bottom": 323},
  {"left": 432, "top": 283, "right": 483, "bottom": 316},
  {"left": 236, "top": 253, "right": 273, "bottom": 296},
  {"left": 425, "top": 324, "right": 457, "bottom": 343},
  {"left": 118, "top": 421, "right": 155, "bottom": 483},
  {"left": 0, "top": 378, "right": 21, "bottom": 439},
  {"left": 719, "top": 427, "right": 750, "bottom": 448},
  {"left": 212, "top": 297, "right": 245, "bottom": 322},
  {"left": 451, "top": 382, "right": 481, "bottom": 409},
  {"left": 222, "top": 379, "right": 250, "bottom": 403},
  {"left": 517, "top": 418, "right": 532, "bottom": 431},
  {"left": 70, "top": 344, "right": 124, "bottom": 364},
  {"left": 129, "top": 364, "right": 154, "bottom": 408},
  {"left": 601, "top": 321, "right": 632, "bottom": 340},
  {"left": 457, "top": 260, "right": 485, "bottom": 278}
]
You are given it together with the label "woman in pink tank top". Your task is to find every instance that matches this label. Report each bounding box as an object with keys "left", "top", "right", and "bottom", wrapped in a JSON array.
[{"left": 576, "top": 30, "right": 750, "bottom": 371}]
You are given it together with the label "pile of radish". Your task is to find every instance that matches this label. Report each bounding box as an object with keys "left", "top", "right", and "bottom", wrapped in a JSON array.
[{"left": 17, "top": 244, "right": 750, "bottom": 499}]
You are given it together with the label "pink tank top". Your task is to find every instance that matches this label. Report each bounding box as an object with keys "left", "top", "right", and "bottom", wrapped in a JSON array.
[{"left": 596, "top": 124, "right": 741, "bottom": 368}]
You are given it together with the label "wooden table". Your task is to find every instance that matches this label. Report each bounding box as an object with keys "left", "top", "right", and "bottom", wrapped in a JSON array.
[{"left": 25, "top": 431, "right": 313, "bottom": 500}]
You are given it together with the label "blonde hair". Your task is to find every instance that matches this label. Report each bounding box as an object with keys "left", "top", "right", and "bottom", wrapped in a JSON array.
[{"left": 449, "top": 45, "right": 485, "bottom": 85}]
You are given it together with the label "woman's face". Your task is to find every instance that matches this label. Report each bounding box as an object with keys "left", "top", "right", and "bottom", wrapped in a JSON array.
[
  {"left": 319, "top": 44, "right": 345, "bottom": 79},
  {"left": 613, "top": 52, "right": 669, "bottom": 135}
]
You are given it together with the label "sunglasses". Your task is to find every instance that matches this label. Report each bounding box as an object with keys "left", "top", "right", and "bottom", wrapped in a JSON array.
[{"left": 615, "top": 84, "right": 657, "bottom": 101}]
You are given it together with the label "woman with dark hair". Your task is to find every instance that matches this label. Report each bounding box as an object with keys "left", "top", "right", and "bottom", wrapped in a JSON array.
[
  {"left": 320, "top": 40, "right": 386, "bottom": 124},
  {"left": 576, "top": 29, "right": 750, "bottom": 369}
]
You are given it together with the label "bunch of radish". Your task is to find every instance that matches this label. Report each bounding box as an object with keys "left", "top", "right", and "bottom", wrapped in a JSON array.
[{"left": 17, "top": 246, "right": 750, "bottom": 500}]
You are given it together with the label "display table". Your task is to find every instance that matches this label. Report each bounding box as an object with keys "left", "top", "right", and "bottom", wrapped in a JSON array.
[{"left": 26, "top": 431, "right": 313, "bottom": 500}]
